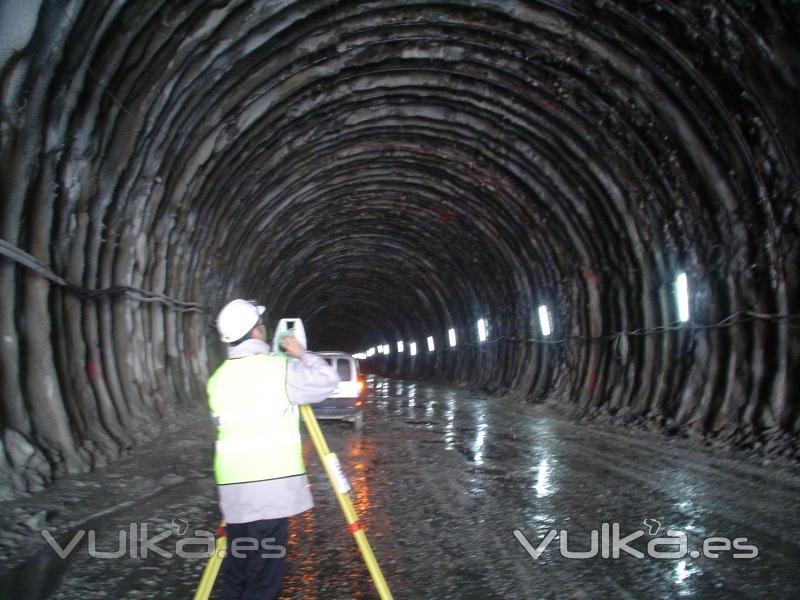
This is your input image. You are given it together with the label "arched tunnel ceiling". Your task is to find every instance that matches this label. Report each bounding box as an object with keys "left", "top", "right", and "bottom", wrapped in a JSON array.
[{"left": 0, "top": 0, "right": 798, "bottom": 492}]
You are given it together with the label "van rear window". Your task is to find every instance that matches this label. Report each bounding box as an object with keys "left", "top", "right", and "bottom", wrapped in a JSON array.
[{"left": 336, "top": 359, "right": 352, "bottom": 381}]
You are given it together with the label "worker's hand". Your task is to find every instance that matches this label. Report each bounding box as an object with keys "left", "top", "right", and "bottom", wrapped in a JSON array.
[{"left": 280, "top": 335, "right": 305, "bottom": 359}]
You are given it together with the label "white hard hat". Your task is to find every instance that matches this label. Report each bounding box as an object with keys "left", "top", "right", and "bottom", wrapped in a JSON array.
[{"left": 216, "top": 299, "right": 266, "bottom": 343}]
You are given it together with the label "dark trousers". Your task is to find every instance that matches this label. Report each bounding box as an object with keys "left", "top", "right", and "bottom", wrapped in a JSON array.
[{"left": 221, "top": 518, "right": 290, "bottom": 600}]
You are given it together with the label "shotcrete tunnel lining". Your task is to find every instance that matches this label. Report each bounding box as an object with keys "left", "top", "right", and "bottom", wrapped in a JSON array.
[
  {"left": 3, "top": 235, "right": 795, "bottom": 390},
  {"left": 0, "top": 0, "right": 798, "bottom": 496}
]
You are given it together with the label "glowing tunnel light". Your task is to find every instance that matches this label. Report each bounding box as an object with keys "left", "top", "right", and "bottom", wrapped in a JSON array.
[
  {"left": 397, "top": 340, "right": 404, "bottom": 352},
  {"left": 448, "top": 328, "right": 457, "bottom": 347},
  {"left": 676, "top": 272, "right": 690, "bottom": 322},
  {"left": 477, "top": 318, "right": 487, "bottom": 342},
  {"left": 409, "top": 342, "right": 417, "bottom": 356},
  {"left": 367, "top": 347, "right": 376, "bottom": 357},
  {"left": 538, "top": 305, "right": 552, "bottom": 337},
  {"left": 382, "top": 344, "right": 390, "bottom": 354},
  {"left": 427, "top": 336, "right": 435, "bottom": 351}
]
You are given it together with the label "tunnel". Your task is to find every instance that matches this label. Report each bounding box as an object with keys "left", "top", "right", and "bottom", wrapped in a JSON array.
[{"left": 0, "top": 0, "right": 799, "bottom": 597}]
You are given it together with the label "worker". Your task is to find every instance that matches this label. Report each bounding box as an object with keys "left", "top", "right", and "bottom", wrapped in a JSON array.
[{"left": 207, "top": 298, "right": 340, "bottom": 599}]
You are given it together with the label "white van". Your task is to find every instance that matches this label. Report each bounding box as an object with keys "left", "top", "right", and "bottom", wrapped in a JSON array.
[{"left": 314, "top": 352, "right": 365, "bottom": 431}]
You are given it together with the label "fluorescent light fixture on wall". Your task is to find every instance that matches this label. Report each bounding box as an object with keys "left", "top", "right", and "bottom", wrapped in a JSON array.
[
  {"left": 676, "top": 272, "right": 690, "bottom": 322},
  {"left": 477, "top": 318, "right": 487, "bottom": 342},
  {"left": 448, "top": 328, "right": 456, "bottom": 347},
  {"left": 397, "top": 341, "right": 404, "bottom": 352},
  {"left": 538, "top": 305, "right": 552, "bottom": 336},
  {"left": 409, "top": 342, "right": 417, "bottom": 356},
  {"left": 427, "top": 336, "right": 435, "bottom": 351}
]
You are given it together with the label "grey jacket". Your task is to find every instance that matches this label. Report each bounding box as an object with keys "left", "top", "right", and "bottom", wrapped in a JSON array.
[{"left": 216, "top": 339, "right": 340, "bottom": 523}]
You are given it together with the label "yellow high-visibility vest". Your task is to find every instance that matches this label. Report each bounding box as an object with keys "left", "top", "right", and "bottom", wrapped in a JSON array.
[{"left": 206, "top": 354, "right": 305, "bottom": 485}]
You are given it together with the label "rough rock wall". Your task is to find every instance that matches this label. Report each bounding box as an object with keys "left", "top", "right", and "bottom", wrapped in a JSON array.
[{"left": 0, "top": 0, "right": 798, "bottom": 495}]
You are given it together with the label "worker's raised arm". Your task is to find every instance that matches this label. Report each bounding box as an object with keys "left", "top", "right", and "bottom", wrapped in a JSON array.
[{"left": 285, "top": 342, "right": 340, "bottom": 405}]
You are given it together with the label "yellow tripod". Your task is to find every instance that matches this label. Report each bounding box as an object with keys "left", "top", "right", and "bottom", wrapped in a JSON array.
[
  {"left": 194, "top": 405, "right": 393, "bottom": 600},
  {"left": 193, "top": 527, "right": 226, "bottom": 599},
  {"left": 299, "top": 403, "right": 393, "bottom": 599}
]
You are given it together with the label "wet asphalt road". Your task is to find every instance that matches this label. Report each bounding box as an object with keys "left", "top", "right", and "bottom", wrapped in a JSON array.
[
  {"left": 289, "top": 377, "right": 800, "bottom": 599},
  {"left": 1, "top": 376, "right": 799, "bottom": 599}
]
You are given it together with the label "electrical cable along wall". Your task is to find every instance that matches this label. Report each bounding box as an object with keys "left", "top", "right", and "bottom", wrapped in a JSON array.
[{"left": 0, "top": 0, "right": 798, "bottom": 495}]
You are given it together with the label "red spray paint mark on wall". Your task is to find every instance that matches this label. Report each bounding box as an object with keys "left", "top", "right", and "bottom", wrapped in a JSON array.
[
  {"left": 437, "top": 206, "right": 456, "bottom": 225},
  {"left": 86, "top": 347, "right": 102, "bottom": 381}
]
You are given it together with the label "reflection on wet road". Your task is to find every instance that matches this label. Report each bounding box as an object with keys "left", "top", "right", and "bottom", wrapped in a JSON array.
[
  {"left": 284, "top": 377, "right": 800, "bottom": 599},
  {"left": 1, "top": 376, "right": 798, "bottom": 599}
]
